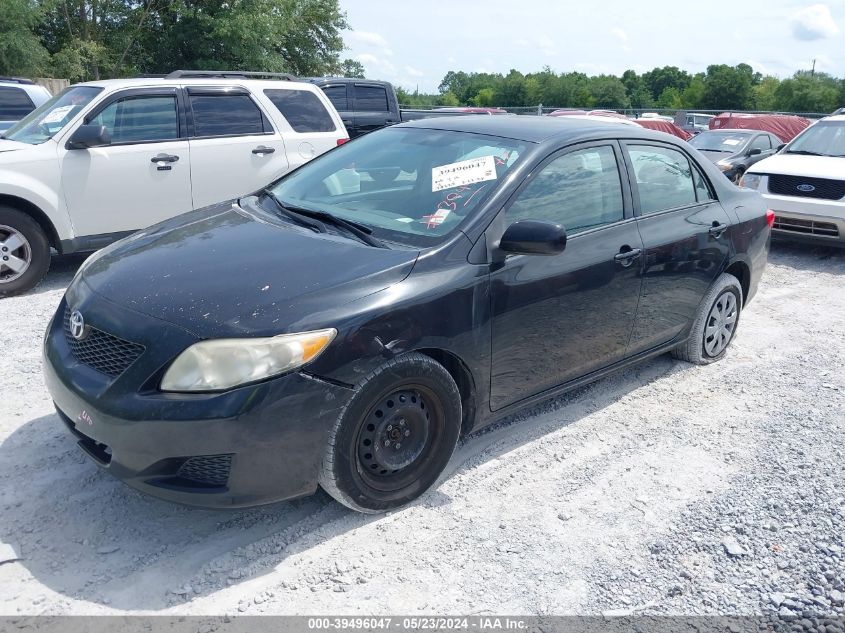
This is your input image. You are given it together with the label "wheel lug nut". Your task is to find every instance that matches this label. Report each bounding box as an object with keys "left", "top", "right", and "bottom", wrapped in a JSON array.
[
  {"left": 386, "top": 424, "right": 393, "bottom": 431},
  {"left": 1, "top": 247, "right": 7, "bottom": 252},
  {"left": 394, "top": 443, "right": 401, "bottom": 449},
  {"left": 399, "top": 419, "right": 406, "bottom": 426},
  {"left": 2, "top": 256, "right": 7, "bottom": 261},
  {"left": 383, "top": 440, "right": 390, "bottom": 447},
  {"left": 404, "top": 429, "right": 410, "bottom": 437}
]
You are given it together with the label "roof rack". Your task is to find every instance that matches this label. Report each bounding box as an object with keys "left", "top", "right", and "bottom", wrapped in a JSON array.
[
  {"left": 165, "top": 70, "right": 297, "bottom": 81},
  {"left": 0, "top": 76, "right": 36, "bottom": 85}
]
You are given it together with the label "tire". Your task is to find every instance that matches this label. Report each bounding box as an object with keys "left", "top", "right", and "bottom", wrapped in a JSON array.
[
  {"left": 672, "top": 273, "right": 743, "bottom": 365},
  {"left": 0, "top": 206, "right": 51, "bottom": 298},
  {"left": 318, "top": 353, "right": 462, "bottom": 513}
]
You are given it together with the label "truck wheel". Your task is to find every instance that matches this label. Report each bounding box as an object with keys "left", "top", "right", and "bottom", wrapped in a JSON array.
[
  {"left": 672, "top": 273, "right": 743, "bottom": 365},
  {"left": 0, "top": 207, "right": 51, "bottom": 298},
  {"left": 319, "top": 353, "right": 461, "bottom": 513}
]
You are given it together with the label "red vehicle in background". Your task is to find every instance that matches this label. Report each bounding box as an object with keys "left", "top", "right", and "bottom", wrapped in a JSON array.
[
  {"left": 634, "top": 118, "right": 693, "bottom": 140},
  {"left": 710, "top": 113, "right": 810, "bottom": 143}
]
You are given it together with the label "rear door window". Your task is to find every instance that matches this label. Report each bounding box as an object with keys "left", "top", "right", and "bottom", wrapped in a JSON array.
[
  {"left": 627, "top": 145, "right": 698, "bottom": 214},
  {"left": 189, "top": 93, "right": 267, "bottom": 137},
  {"left": 354, "top": 85, "right": 389, "bottom": 112},
  {"left": 0, "top": 87, "right": 36, "bottom": 119},
  {"left": 264, "top": 89, "right": 336, "bottom": 133}
]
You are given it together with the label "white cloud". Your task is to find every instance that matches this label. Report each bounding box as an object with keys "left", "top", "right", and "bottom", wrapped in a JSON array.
[
  {"left": 611, "top": 27, "right": 628, "bottom": 42},
  {"left": 791, "top": 4, "right": 840, "bottom": 40},
  {"left": 404, "top": 66, "right": 424, "bottom": 77},
  {"left": 536, "top": 34, "right": 557, "bottom": 57},
  {"left": 346, "top": 30, "right": 394, "bottom": 54}
]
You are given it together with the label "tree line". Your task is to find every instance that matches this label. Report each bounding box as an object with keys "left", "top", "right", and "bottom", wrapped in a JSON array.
[{"left": 399, "top": 65, "right": 845, "bottom": 114}]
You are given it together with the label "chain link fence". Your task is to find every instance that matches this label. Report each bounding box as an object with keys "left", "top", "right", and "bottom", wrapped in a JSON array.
[{"left": 399, "top": 105, "right": 832, "bottom": 119}]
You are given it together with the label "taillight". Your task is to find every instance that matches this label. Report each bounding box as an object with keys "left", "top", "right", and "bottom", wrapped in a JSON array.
[
  {"left": 336, "top": 138, "right": 349, "bottom": 146},
  {"left": 766, "top": 209, "right": 775, "bottom": 228}
]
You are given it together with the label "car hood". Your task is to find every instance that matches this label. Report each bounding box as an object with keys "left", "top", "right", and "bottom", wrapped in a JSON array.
[
  {"left": 79, "top": 200, "right": 419, "bottom": 338},
  {"left": 748, "top": 153, "right": 844, "bottom": 179},
  {"left": 0, "top": 138, "right": 31, "bottom": 153},
  {"left": 697, "top": 150, "right": 736, "bottom": 163}
]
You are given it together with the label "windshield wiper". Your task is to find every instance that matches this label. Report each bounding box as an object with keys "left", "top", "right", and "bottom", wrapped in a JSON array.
[
  {"left": 261, "top": 189, "right": 326, "bottom": 233},
  {"left": 785, "top": 149, "right": 826, "bottom": 156},
  {"left": 263, "top": 190, "right": 386, "bottom": 248}
]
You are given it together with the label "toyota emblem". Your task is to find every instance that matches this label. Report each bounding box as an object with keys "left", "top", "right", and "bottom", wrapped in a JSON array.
[
  {"left": 69, "top": 310, "right": 87, "bottom": 340},
  {"left": 797, "top": 184, "right": 816, "bottom": 192}
]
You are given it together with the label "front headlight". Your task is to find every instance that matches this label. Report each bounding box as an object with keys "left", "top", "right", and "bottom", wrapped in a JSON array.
[
  {"left": 160, "top": 328, "right": 337, "bottom": 392},
  {"left": 739, "top": 173, "right": 762, "bottom": 190}
]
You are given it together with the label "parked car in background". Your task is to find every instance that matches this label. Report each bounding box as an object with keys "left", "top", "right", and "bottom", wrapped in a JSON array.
[
  {"left": 741, "top": 114, "right": 845, "bottom": 246},
  {"left": 0, "top": 78, "right": 51, "bottom": 132},
  {"left": 44, "top": 116, "right": 771, "bottom": 513},
  {"left": 433, "top": 106, "right": 509, "bottom": 114},
  {"left": 0, "top": 71, "right": 347, "bottom": 296},
  {"left": 547, "top": 109, "right": 590, "bottom": 117},
  {"left": 690, "top": 129, "right": 782, "bottom": 183},
  {"left": 710, "top": 112, "right": 809, "bottom": 143},
  {"left": 640, "top": 112, "right": 674, "bottom": 122},
  {"left": 679, "top": 112, "right": 715, "bottom": 135}
]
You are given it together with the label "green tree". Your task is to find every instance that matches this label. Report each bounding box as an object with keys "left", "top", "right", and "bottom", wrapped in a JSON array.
[
  {"left": 642, "top": 66, "right": 690, "bottom": 100},
  {"left": 681, "top": 74, "right": 705, "bottom": 109},
  {"left": 752, "top": 76, "right": 780, "bottom": 111},
  {"left": 774, "top": 72, "right": 840, "bottom": 113},
  {"left": 589, "top": 75, "right": 630, "bottom": 109},
  {"left": 702, "top": 64, "right": 754, "bottom": 110},
  {"left": 656, "top": 86, "right": 683, "bottom": 109},
  {"left": 0, "top": 0, "right": 49, "bottom": 76},
  {"left": 339, "top": 58, "right": 364, "bottom": 78},
  {"left": 471, "top": 87, "right": 496, "bottom": 107}
]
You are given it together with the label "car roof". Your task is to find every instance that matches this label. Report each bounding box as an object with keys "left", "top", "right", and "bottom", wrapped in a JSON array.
[
  {"left": 396, "top": 115, "right": 664, "bottom": 143},
  {"left": 820, "top": 114, "right": 845, "bottom": 123},
  {"left": 76, "top": 77, "right": 320, "bottom": 90},
  {"left": 697, "top": 128, "right": 758, "bottom": 135}
]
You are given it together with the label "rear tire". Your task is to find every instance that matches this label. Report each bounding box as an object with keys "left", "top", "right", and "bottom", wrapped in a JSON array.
[
  {"left": 0, "top": 207, "right": 51, "bottom": 298},
  {"left": 672, "top": 273, "right": 743, "bottom": 365},
  {"left": 318, "top": 353, "right": 461, "bottom": 513}
]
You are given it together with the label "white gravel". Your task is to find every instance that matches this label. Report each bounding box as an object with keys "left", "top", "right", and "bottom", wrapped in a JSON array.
[{"left": 0, "top": 244, "right": 843, "bottom": 618}]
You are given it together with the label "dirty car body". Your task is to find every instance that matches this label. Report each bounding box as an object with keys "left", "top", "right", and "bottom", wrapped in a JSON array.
[{"left": 43, "top": 116, "right": 771, "bottom": 509}]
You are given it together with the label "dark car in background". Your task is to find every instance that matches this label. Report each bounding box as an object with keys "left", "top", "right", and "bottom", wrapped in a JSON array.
[
  {"left": 690, "top": 129, "right": 782, "bottom": 183},
  {"left": 44, "top": 117, "right": 771, "bottom": 513}
]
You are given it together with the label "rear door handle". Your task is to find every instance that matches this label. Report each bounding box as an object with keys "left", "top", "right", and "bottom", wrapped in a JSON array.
[
  {"left": 709, "top": 223, "right": 729, "bottom": 238},
  {"left": 614, "top": 247, "right": 642, "bottom": 266},
  {"left": 252, "top": 146, "right": 275, "bottom": 155},
  {"left": 151, "top": 154, "right": 179, "bottom": 163}
]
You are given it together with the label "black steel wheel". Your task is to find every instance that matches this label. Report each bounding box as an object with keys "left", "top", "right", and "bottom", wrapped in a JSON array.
[{"left": 319, "top": 353, "right": 462, "bottom": 513}]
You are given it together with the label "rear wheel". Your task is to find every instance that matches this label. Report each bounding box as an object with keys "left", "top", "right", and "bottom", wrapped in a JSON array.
[
  {"left": 319, "top": 353, "right": 461, "bottom": 513},
  {"left": 672, "top": 273, "right": 742, "bottom": 365},
  {"left": 0, "top": 207, "right": 50, "bottom": 298}
]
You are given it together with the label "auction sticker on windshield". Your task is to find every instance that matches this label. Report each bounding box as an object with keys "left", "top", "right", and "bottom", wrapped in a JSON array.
[
  {"left": 432, "top": 155, "right": 497, "bottom": 192},
  {"left": 40, "top": 105, "right": 75, "bottom": 124}
]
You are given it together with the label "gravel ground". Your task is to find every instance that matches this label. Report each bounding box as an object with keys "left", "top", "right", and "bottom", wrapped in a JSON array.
[{"left": 0, "top": 243, "right": 843, "bottom": 619}]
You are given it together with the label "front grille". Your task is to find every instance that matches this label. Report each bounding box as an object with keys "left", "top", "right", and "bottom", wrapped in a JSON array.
[
  {"left": 63, "top": 308, "right": 145, "bottom": 378},
  {"left": 177, "top": 454, "right": 233, "bottom": 487},
  {"left": 768, "top": 175, "right": 845, "bottom": 200},
  {"left": 773, "top": 216, "right": 840, "bottom": 238}
]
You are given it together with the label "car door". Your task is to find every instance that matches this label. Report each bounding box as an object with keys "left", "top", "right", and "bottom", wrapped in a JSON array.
[
  {"left": 59, "top": 87, "right": 193, "bottom": 238},
  {"left": 352, "top": 83, "right": 395, "bottom": 136},
  {"left": 622, "top": 142, "right": 733, "bottom": 355},
  {"left": 186, "top": 86, "right": 289, "bottom": 209},
  {"left": 488, "top": 142, "right": 644, "bottom": 411}
]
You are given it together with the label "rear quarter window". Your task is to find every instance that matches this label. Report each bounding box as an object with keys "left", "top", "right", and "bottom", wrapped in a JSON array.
[
  {"left": 264, "top": 89, "right": 336, "bottom": 133},
  {"left": 0, "top": 87, "right": 36, "bottom": 119}
]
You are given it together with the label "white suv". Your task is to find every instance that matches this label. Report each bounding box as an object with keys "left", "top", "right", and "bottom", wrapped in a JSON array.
[
  {"left": 0, "top": 78, "right": 51, "bottom": 133},
  {"left": 0, "top": 71, "right": 348, "bottom": 296},
  {"left": 741, "top": 114, "right": 845, "bottom": 246}
]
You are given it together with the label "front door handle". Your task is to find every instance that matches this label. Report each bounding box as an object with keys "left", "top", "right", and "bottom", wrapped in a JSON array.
[
  {"left": 614, "top": 247, "right": 642, "bottom": 267},
  {"left": 252, "top": 146, "right": 276, "bottom": 155},
  {"left": 151, "top": 154, "right": 179, "bottom": 163},
  {"left": 709, "top": 223, "right": 729, "bottom": 238}
]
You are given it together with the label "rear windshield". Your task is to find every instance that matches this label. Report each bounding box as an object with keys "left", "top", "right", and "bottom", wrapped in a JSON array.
[
  {"left": 264, "top": 89, "right": 336, "bottom": 133},
  {"left": 784, "top": 121, "right": 845, "bottom": 158},
  {"left": 267, "top": 127, "right": 527, "bottom": 248},
  {"left": 689, "top": 131, "right": 751, "bottom": 153}
]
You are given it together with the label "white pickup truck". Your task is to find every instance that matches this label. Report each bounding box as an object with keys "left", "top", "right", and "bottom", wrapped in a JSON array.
[{"left": 0, "top": 71, "right": 348, "bottom": 296}]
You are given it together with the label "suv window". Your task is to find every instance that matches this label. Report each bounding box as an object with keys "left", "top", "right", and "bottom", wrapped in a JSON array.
[
  {"left": 506, "top": 145, "right": 624, "bottom": 234},
  {"left": 628, "top": 145, "right": 698, "bottom": 214},
  {"left": 189, "top": 94, "right": 266, "bottom": 137},
  {"left": 321, "top": 85, "right": 348, "bottom": 111},
  {"left": 264, "top": 89, "right": 335, "bottom": 133},
  {"left": 354, "top": 85, "right": 389, "bottom": 112},
  {"left": 89, "top": 95, "right": 178, "bottom": 144},
  {"left": 0, "top": 86, "right": 36, "bottom": 119},
  {"left": 749, "top": 135, "right": 770, "bottom": 152}
]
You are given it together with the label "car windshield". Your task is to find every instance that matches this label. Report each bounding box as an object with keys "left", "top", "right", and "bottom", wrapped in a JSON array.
[
  {"left": 689, "top": 131, "right": 751, "bottom": 153},
  {"left": 3, "top": 86, "right": 102, "bottom": 145},
  {"left": 785, "top": 121, "right": 845, "bottom": 157},
  {"left": 267, "top": 127, "right": 527, "bottom": 248}
]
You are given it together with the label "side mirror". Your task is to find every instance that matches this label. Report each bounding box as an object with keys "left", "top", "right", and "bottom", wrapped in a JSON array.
[
  {"left": 776, "top": 143, "right": 786, "bottom": 152},
  {"left": 67, "top": 124, "right": 111, "bottom": 150},
  {"left": 499, "top": 220, "right": 567, "bottom": 256},
  {"left": 747, "top": 148, "right": 762, "bottom": 156}
]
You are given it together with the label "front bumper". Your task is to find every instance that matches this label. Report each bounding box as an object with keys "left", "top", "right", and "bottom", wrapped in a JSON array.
[
  {"left": 43, "top": 287, "right": 354, "bottom": 509},
  {"left": 760, "top": 185, "right": 845, "bottom": 246}
]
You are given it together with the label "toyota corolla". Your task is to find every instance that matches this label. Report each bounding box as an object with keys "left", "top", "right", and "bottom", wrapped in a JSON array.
[{"left": 43, "top": 116, "right": 771, "bottom": 513}]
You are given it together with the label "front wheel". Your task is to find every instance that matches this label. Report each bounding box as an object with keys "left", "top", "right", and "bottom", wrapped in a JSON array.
[
  {"left": 318, "top": 353, "right": 462, "bottom": 513},
  {"left": 672, "top": 273, "right": 743, "bottom": 365},
  {"left": 0, "top": 207, "right": 51, "bottom": 298}
]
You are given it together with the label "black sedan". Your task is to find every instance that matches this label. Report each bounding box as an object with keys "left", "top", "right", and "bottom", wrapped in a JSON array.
[
  {"left": 689, "top": 129, "right": 783, "bottom": 183},
  {"left": 43, "top": 116, "right": 772, "bottom": 513}
]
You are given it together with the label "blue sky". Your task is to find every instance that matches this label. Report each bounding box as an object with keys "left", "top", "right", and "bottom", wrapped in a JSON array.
[{"left": 339, "top": 0, "right": 844, "bottom": 92}]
